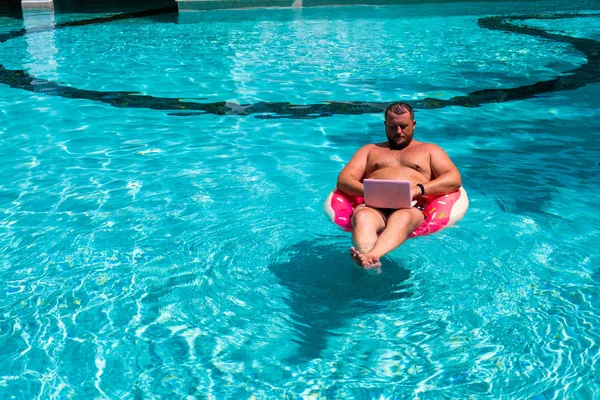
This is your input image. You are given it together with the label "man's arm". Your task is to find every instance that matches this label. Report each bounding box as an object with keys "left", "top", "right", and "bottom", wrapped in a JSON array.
[
  {"left": 418, "top": 144, "right": 462, "bottom": 196},
  {"left": 337, "top": 145, "right": 373, "bottom": 197}
]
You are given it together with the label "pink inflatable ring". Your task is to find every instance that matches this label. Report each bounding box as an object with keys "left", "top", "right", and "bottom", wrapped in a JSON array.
[{"left": 324, "top": 187, "right": 469, "bottom": 238}]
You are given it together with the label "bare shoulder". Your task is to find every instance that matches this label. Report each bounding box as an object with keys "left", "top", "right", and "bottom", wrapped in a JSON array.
[
  {"left": 356, "top": 143, "right": 379, "bottom": 150},
  {"left": 359, "top": 142, "right": 382, "bottom": 155},
  {"left": 348, "top": 143, "right": 377, "bottom": 162},
  {"left": 416, "top": 141, "right": 449, "bottom": 156},
  {"left": 372, "top": 142, "right": 389, "bottom": 150},
  {"left": 413, "top": 140, "right": 439, "bottom": 149}
]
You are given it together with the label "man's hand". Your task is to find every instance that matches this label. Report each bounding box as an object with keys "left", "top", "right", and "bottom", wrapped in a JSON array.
[{"left": 411, "top": 185, "right": 423, "bottom": 200}]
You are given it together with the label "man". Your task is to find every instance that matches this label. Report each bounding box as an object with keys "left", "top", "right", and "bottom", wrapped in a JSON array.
[{"left": 337, "top": 102, "right": 462, "bottom": 270}]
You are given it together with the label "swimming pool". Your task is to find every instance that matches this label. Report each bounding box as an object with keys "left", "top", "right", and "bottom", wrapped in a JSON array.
[{"left": 1, "top": 0, "right": 599, "bottom": 398}]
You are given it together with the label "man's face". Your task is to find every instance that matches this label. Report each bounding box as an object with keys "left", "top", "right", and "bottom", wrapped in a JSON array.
[{"left": 384, "top": 111, "right": 416, "bottom": 150}]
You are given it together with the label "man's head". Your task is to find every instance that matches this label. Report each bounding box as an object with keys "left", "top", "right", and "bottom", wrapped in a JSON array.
[{"left": 384, "top": 102, "right": 416, "bottom": 150}]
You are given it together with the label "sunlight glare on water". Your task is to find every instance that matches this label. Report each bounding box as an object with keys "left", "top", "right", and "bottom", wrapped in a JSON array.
[{"left": 0, "top": 1, "right": 599, "bottom": 398}]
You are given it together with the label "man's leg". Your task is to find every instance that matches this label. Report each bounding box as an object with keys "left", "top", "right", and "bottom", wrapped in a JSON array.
[
  {"left": 350, "top": 206, "right": 386, "bottom": 266},
  {"left": 361, "top": 208, "right": 424, "bottom": 269}
]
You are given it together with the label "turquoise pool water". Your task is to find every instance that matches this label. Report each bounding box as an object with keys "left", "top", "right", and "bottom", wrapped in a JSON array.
[{"left": 1, "top": 1, "right": 599, "bottom": 398}]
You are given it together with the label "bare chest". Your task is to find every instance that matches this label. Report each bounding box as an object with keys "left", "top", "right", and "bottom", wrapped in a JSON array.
[{"left": 367, "top": 147, "right": 430, "bottom": 175}]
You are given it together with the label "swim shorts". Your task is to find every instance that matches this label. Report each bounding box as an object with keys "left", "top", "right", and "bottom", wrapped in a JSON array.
[
  {"left": 413, "top": 198, "right": 428, "bottom": 219},
  {"left": 356, "top": 199, "right": 427, "bottom": 222}
]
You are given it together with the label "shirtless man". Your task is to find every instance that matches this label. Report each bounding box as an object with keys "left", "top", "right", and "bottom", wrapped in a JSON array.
[{"left": 337, "top": 102, "right": 462, "bottom": 270}]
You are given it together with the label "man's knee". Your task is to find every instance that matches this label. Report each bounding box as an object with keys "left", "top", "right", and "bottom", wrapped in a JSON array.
[{"left": 352, "top": 207, "right": 384, "bottom": 227}]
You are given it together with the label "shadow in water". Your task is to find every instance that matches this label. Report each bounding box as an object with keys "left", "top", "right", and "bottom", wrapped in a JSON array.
[
  {"left": 0, "top": 0, "right": 22, "bottom": 18},
  {"left": 269, "top": 238, "right": 412, "bottom": 363},
  {"left": 54, "top": 0, "right": 176, "bottom": 14}
]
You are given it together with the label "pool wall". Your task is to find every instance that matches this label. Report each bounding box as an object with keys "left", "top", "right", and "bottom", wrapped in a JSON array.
[
  {"left": 176, "top": 0, "right": 541, "bottom": 11},
  {"left": 12, "top": 0, "right": 557, "bottom": 14}
]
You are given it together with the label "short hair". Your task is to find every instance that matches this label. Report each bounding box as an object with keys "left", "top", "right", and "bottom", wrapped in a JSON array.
[{"left": 384, "top": 102, "right": 414, "bottom": 120}]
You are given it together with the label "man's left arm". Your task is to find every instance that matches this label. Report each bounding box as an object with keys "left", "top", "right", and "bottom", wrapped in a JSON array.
[{"left": 419, "top": 144, "right": 462, "bottom": 196}]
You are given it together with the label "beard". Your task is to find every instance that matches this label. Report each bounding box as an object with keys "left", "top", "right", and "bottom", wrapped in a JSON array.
[{"left": 388, "top": 136, "right": 411, "bottom": 150}]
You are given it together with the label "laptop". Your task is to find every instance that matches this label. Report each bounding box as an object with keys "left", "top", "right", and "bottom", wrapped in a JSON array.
[{"left": 363, "top": 179, "right": 413, "bottom": 209}]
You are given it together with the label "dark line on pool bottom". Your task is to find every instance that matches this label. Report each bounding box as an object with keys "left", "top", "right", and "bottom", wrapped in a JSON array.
[{"left": 0, "top": 11, "right": 599, "bottom": 119}]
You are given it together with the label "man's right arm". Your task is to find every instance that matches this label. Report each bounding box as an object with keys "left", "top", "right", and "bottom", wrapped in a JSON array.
[{"left": 336, "top": 145, "right": 372, "bottom": 197}]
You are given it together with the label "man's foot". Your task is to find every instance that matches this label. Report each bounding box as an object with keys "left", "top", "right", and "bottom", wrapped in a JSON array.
[
  {"left": 361, "top": 253, "right": 382, "bottom": 270},
  {"left": 350, "top": 247, "right": 363, "bottom": 267}
]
